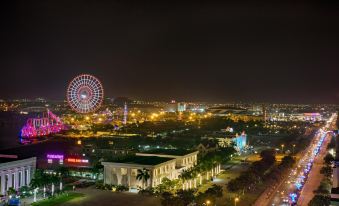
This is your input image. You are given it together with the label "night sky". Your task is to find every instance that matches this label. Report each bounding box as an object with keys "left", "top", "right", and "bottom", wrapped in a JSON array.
[{"left": 0, "top": 1, "right": 338, "bottom": 103}]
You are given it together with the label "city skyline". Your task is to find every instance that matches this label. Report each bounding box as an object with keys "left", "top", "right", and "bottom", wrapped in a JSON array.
[{"left": 0, "top": 1, "right": 338, "bottom": 103}]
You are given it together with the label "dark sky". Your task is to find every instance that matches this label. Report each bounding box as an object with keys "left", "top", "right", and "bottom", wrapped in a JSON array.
[{"left": 0, "top": 1, "right": 338, "bottom": 103}]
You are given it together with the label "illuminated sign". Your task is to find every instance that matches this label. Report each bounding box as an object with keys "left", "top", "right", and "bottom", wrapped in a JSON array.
[
  {"left": 66, "top": 158, "right": 89, "bottom": 163},
  {"left": 47, "top": 154, "right": 64, "bottom": 159}
]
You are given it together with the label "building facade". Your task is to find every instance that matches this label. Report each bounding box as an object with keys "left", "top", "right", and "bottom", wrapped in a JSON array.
[
  {"left": 217, "top": 133, "right": 247, "bottom": 151},
  {"left": 0, "top": 157, "right": 36, "bottom": 195},
  {"left": 102, "top": 150, "right": 198, "bottom": 189}
]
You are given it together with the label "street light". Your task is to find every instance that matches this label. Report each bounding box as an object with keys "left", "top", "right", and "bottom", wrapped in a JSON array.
[
  {"left": 206, "top": 200, "right": 211, "bottom": 206},
  {"left": 234, "top": 197, "right": 239, "bottom": 206},
  {"left": 281, "top": 144, "right": 285, "bottom": 154},
  {"left": 293, "top": 144, "right": 296, "bottom": 154}
]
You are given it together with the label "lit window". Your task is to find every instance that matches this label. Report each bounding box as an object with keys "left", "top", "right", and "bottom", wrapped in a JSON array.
[{"left": 48, "top": 159, "right": 53, "bottom": 164}]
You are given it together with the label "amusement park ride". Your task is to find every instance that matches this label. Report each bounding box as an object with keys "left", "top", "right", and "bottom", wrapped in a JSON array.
[
  {"left": 21, "top": 109, "right": 65, "bottom": 138},
  {"left": 20, "top": 74, "right": 104, "bottom": 138}
]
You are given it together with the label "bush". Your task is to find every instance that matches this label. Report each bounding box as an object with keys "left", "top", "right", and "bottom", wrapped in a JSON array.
[
  {"left": 308, "top": 194, "right": 330, "bottom": 206},
  {"left": 19, "top": 186, "right": 31, "bottom": 197},
  {"left": 95, "top": 182, "right": 115, "bottom": 191},
  {"left": 320, "top": 166, "right": 332, "bottom": 178},
  {"left": 324, "top": 153, "right": 334, "bottom": 165},
  {"left": 138, "top": 187, "right": 154, "bottom": 196},
  {"left": 115, "top": 185, "right": 129, "bottom": 192},
  {"left": 104, "top": 184, "right": 113, "bottom": 190}
]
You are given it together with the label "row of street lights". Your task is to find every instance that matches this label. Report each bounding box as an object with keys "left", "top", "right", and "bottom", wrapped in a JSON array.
[{"left": 204, "top": 197, "right": 239, "bottom": 206}]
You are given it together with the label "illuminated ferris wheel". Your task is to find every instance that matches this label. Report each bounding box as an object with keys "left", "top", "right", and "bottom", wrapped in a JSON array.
[{"left": 67, "top": 74, "right": 104, "bottom": 113}]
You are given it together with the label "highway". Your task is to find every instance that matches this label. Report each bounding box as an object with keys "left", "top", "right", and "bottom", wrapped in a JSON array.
[{"left": 255, "top": 113, "right": 337, "bottom": 206}]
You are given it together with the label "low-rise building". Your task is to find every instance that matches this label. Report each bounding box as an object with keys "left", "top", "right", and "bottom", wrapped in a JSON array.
[
  {"left": 102, "top": 150, "right": 198, "bottom": 189},
  {"left": 196, "top": 141, "right": 218, "bottom": 156},
  {"left": 217, "top": 133, "right": 247, "bottom": 151},
  {"left": 136, "top": 149, "right": 198, "bottom": 171},
  {"left": 0, "top": 155, "right": 36, "bottom": 195}
]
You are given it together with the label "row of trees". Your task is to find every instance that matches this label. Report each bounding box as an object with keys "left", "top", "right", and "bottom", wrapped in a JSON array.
[
  {"left": 309, "top": 152, "right": 334, "bottom": 206},
  {"left": 137, "top": 145, "right": 233, "bottom": 193},
  {"left": 178, "top": 147, "right": 236, "bottom": 190},
  {"left": 29, "top": 166, "right": 70, "bottom": 199},
  {"left": 227, "top": 150, "right": 295, "bottom": 194},
  {"left": 227, "top": 149, "right": 276, "bottom": 193},
  {"left": 160, "top": 184, "right": 223, "bottom": 206}
]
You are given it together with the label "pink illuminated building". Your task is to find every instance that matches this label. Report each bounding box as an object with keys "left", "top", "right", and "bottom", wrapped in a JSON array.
[{"left": 21, "top": 109, "right": 64, "bottom": 138}]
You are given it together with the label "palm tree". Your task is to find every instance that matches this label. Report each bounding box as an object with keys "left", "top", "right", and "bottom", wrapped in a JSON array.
[
  {"left": 136, "top": 168, "right": 150, "bottom": 189},
  {"left": 30, "top": 169, "right": 46, "bottom": 189},
  {"left": 179, "top": 169, "right": 193, "bottom": 190},
  {"left": 30, "top": 169, "right": 50, "bottom": 199}
]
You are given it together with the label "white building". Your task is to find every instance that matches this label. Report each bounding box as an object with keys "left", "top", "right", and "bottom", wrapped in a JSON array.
[
  {"left": 177, "top": 103, "right": 186, "bottom": 112},
  {"left": 0, "top": 156, "right": 36, "bottom": 195},
  {"left": 102, "top": 150, "right": 198, "bottom": 188}
]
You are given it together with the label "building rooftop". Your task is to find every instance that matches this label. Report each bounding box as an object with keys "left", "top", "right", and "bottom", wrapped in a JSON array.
[
  {"left": 112, "top": 155, "right": 174, "bottom": 166},
  {"left": 0, "top": 158, "right": 20, "bottom": 164},
  {"left": 139, "top": 149, "right": 197, "bottom": 156},
  {"left": 0, "top": 155, "right": 35, "bottom": 164}
]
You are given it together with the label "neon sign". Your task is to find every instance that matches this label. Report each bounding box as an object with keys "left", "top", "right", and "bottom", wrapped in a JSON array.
[
  {"left": 67, "top": 158, "right": 89, "bottom": 163},
  {"left": 47, "top": 154, "right": 64, "bottom": 159}
]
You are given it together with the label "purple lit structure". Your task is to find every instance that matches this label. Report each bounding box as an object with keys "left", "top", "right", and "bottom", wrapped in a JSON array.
[{"left": 21, "top": 109, "right": 65, "bottom": 138}]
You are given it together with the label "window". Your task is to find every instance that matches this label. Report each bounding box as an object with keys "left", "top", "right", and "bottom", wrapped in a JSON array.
[
  {"left": 131, "top": 169, "right": 137, "bottom": 176},
  {"left": 48, "top": 159, "right": 53, "bottom": 164},
  {"left": 121, "top": 168, "right": 127, "bottom": 175}
]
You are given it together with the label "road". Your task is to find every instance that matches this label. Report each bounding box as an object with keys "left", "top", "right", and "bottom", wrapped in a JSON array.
[
  {"left": 254, "top": 113, "right": 337, "bottom": 206},
  {"left": 297, "top": 134, "right": 329, "bottom": 205}
]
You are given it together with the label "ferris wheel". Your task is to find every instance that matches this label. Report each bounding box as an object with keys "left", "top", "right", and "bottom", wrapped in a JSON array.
[{"left": 67, "top": 74, "right": 104, "bottom": 113}]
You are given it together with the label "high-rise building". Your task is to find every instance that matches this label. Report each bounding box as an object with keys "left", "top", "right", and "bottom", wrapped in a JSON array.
[{"left": 177, "top": 103, "right": 186, "bottom": 112}]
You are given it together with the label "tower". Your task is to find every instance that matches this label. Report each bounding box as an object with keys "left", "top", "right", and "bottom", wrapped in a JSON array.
[
  {"left": 262, "top": 104, "right": 267, "bottom": 124},
  {"left": 123, "top": 102, "right": 128, "bottom": 125}
]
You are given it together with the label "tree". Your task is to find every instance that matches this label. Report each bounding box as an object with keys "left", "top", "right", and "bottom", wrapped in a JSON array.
[
  {"left": 314, "top": 180, "right": 331, "bottom": 195},
  {"left": 308, "top": 195, "right": 330, "bottom": 206},
  {"left": 136, "top": 168, "right": 150, "bottom": 189},
  {"left": 280, "top": 156, "right": 295, "bottom": 169},
  {"left": 176, "top": 189, "right": 195, "bottom": 206},
  {"left": 160, "top": 192, "right": 183, "bottom": 206},
  {"left": 155, "top": 178, "right": 179, "bottom": 194},
  {"left": 320, "top": 166, "right": 332, "bottom": 178},
  {"left": 55, "top": 166, "right": 70, "bottom": 190},
  {"left": 205, "top": 184, "right": 223, "bottom": 198},
  {"left": 260, "top": 149, "right": 276, "bottom": 166},
  {"left": 91, "top": 161, "right": 103, "bottom": 180},
  {"left": 55, "top": 166, "right": 70, "bottom": 179},
  {"left": 30, "top": 169, "right": 49, "bottom": 189},
  {"left": 324, "top": 153, "right": 334, "bottom": 165},
  {"left": 7, "top": 187, "right": 16, "bottom": 196},
  {"left": 161, "top": 192, "right": 174, "bottom": 206}
]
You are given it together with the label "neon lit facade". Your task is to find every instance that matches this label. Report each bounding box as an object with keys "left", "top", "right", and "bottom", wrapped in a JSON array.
[
  {"left": 67, "top": 158, "right": 89, "bottom": 163},
  {"left": 21, "top": 109, "right": 64, "bottom": 138},
  {"left": 46, "top": 154, "right": 64, "bottom": 159},
  {"left": 233, "top": 133, "right": 247, "bottom": 151},
  {"left": 67, "top": 74, "right": 104, "bottom": 113}
]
